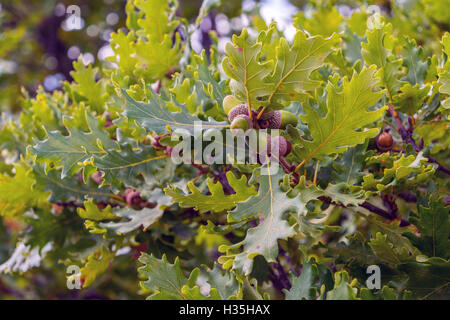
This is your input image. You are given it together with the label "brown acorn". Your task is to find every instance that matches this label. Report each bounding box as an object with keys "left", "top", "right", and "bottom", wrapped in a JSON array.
[
  {"left": 376, "top": 131, "right": 394, "bottom": 152},
  {"left": 125, "top": 188, "right": 143, "bottom": 208}
]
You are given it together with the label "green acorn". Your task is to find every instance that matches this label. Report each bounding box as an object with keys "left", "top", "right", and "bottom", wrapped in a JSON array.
[
  {"left": 230, "top": 114, "right": 252, "bottom": 131},
  {"left": 223, "top": 95, "right": 242, "bottom": 115},
  {"left": 279, "top": 110, "right": 298, "bottom": 129}
]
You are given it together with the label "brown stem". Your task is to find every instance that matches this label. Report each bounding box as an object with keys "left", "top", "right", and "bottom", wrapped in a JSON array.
[{"left": 388, "top": 104, "right": 449, "bottom": 175}]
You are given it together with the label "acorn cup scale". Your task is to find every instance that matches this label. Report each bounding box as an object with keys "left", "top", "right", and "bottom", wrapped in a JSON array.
[
  {"left": 258, "top": 110, "right": 298, "bottom": 129},
  {"left": 227, "top": 104, "right": 249, "bottom": 122}
]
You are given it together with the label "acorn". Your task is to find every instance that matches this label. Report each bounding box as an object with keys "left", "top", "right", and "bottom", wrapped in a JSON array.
[
  {"left": 259, "top": 119, "right": 270, "bottom": 129},
  {"left": 280, "top": 110, "right": 298, "bottom": 129},
  {"left": 125, "top": 188, "right": 143, "bottom": 208},
  {"left": 257, "top": 109, "right": 274, "bottom": 128},
  {"left": 271, "top": 136, "right": 292, "bottom": 156},
  {"left": 259, "top": 110, "right": 275, "bottom": 120},
  {"left": 258, "top": 110, "right": 298, "bottom": 129},
  {"left": 230, "top": 114, "right": 252, "bottom": 131},
  {"left": 228, "top": 104, "right": 249, "bottom": 122},
  {"left": 223, "top": 95, "right": 243, "bottom": 115},
  {"left": 91, "top": 171, "right": 103, "bottom": 185},
  {"left": 267, "top": 111, "right": 282, "bottom": 129},
  {"left": 376, "top": 131, "right": 394, "bottom": 152}
]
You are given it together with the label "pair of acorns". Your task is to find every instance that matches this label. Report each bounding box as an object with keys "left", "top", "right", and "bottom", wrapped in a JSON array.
[
  {"left": 223, "top": 95, "right": 299, "bottom": 131},
  {"left": 223, "top": 95, "right": 297, "bottom": 157}
]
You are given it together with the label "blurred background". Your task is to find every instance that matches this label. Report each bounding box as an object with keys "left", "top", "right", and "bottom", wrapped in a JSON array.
[
  {"left": 2, "top": 0, "right": 446, "bottom": 113},
  {"left": 0, "top": 0, "right": 298, "bottom": 113}
]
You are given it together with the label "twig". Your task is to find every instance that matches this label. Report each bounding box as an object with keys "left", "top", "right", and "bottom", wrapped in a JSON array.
[
  {"left": 419, "top": 281, "right": 450, "bottom": 300},
  {"left": 268, "top": 258, "right": 291, "bottom": 295},
  {"left": 279, "top": 245, "right": 300, "bottom": 276},
  {"left": 359, "top": 201, "right": 410, "bottom": 226},
  {"left": 388, "top": 104, "right": 449, "bottom": 175}
]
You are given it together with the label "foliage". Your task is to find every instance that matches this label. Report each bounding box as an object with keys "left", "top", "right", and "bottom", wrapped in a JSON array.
[{"left": 0, "top": 0, "right": 449, "bottom": 300}]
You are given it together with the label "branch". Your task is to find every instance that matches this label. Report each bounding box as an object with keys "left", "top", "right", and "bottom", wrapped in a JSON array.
[
  {"left": 268, "top": 258, "right": 291, "bottom": 295},
  {"left": 319, "top": 196, "right": 410, "bottom": 226},
  {"left": 359, "top": 201, "right": 410, "bottom": 226},
  {"left": 388, "top": 104, "right": 450, "bottom": 175}
]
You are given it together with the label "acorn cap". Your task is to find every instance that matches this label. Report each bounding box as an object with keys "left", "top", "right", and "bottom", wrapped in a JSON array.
[
  {"left": 223, "top": 95, "right": 243, "bottom": 115},
  {"left": 126, "top": 190, "right": 141, "bottom": 206},
  {"left": 280, "top": 110, "right": 298, "bottom": 129},
  {"left": 267, "top": 111, "right": 282, "bottom": 129},
  {"left": 259, "top": 109, "right": 275, "bottom": 120},
  {"left": 228, "top": 104, "right": 249, "bottom": 122}
]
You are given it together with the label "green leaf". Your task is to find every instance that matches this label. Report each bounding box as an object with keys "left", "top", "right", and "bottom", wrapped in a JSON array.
[
  {"left": 133, "top": 35, "right": 181, "bottom": 82},
  {"left": 94, "top": 144, "right": 168, "bottom": 186},
  {"left": 325, "top": 270, "right": 358, "bottom": 300},
  {"left": 205, "top": 263, "right": 242, "bottom": 299},
  {"left": 108, "top": 30, "right": 138, "bottom": 76},
  {"left": 132, "top": 0, "right": 178, "bottom": 40},
  {"left": 366, "top": 216, "right": 420, "bottom": 259},
  {"left": 33, "top": 166, "right": 114, "bottom": 202},
  {"left": 294, "top": 66, "right": 385, "bottom": 165},
  {"left": 164, "top": 171, "right": 257, "bottom": 214},
  {"left": 31, "top": 113, "right": 118, "bottom": 178},
  {"left": 122, "top": 89, "right": 228, "bottom": 135},
  {"left": 77, "top": 200, "right": 119, "bottom": 221},
  {"left": 439, "top": 33, "right": 450, "bottom": 109},
  {"left": 100, "top": 189, "right": 171, "bottom": 234},
  {"left": 392, "top": 83, "right": 431, "bottom": 115},
  {"left": 180, "top": 285, "right": 221, "bottom": 300},
  {"left": 362, "top": 152, "right": 435, "bottom": 193},
  {"left": 0, "top": 165, "right": 49, "bottom": 217},
  {"left": 323, "top": 183, "right": 365, "bottom": 206},
  {"left": 112, "top": 0, "right": 181, "bottom": 82},
  {"left": 80, "top": 246, "right": 115, "bottom": 287},
  {"left": 401, "top": 37, "right": 429, "bottom": 85},
  {"left": 265, "top": 31, "right": 339, "bottom": 104},
  {"left": 409, "top": 198, "right": 449, "bottom": 259},
  {"left": 361, "top": 23, "right": 404, "bottom": 97},
  {"left": 69, "top": 58, "right": 107, "bottom": 112},
  {"left": 185, "top": 49, "right": 227, "bottom": 111},
  {"left": 138, "top": 254, "right": 200, "bottom": 300},
  {"left": 369, "top": 232, "right": 416, "bottom": 266},
  {"left": 332, "top": 143, "right": 367, "bottom": 185},
  {"left": 284, "top": 257, "right": 319, "bottom": 300},
  {"left": 294, "top": 6, "right": 343, "bottom": 37},
  {"left": 220, "top": 165, "right": 296, "bottom": 275},
  {"left": 222, "top": 28, "right": 274, "bottom": 109}
]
